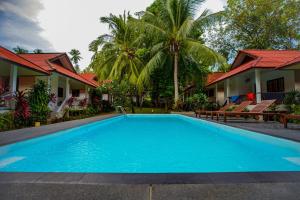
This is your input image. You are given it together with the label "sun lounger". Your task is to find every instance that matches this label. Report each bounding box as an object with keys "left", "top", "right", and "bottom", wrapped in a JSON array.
[
  {"left": 283, "top": 114, "right": 300, "bottom": 128},
  {"left": 222, "top": 100, "right": 278, "bottom": 122},
  {"left": 195, "top": 103, "right": 233, "bottom": 119},
  {"left": 216, "top": 101, "right": 252, "bottom": 121}
]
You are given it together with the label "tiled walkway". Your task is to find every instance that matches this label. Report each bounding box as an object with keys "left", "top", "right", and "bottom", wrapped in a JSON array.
[{"left": 186, "top": 113, "right": 300, "bottom": 142}]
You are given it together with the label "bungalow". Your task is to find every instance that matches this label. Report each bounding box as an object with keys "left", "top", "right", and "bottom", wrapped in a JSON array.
[
  {"left": 0, "top": 46, "right": 99, "bottom": 117},
  {"left": 206, "top": 50, "right": 300, "bottom": 105}
]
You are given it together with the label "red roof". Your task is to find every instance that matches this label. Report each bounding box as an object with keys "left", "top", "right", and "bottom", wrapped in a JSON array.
[
  {"left": 206, "top": 72, "right": 225, "bottom": 86},
  {"left": 207, "top": 50, "right": 300, "bottom": 86},
  {"left": 19, "top": 53, "right": 97, "bottom": 87},
  {"left": 80, "top": 73, "right": 99, "bottom": 87},
  {"left": 0, "top": 46, "right": 49, "bottom": 74}
]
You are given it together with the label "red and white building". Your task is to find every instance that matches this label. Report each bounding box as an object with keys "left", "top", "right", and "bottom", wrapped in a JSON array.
[
  {"left": 0, "top": 46, "right": 99, "bottom": 116},
  {"left": 206, "top": 50, "right": 300, "bottom": 104}
]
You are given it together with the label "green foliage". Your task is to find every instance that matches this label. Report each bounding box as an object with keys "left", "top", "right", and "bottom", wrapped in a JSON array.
[
  {"left": 13, "top": 46, "right": 29, "bottom": 54},
  {"left": 291, "top": 104, "right": 300, "bottom": 115},
  {"left": 33, "top": 49, "right": 43, "bottom": 53},
  {"left": 284, "top": 90, "right": 300, "bottom": 105},
  {"left": 89, "top": 88, "right": 103, "bottom": 113},
  {"left": 207, "top": 0, "right": 300, "bottom": 60},
  {"left": 69, "top": 49, "right": 82, "bottom": 72},
  {"left": 0, "top": 112, "right": 14, "bottom": 132},
  {"left": 137, "top": 0, "right": 226, "bottom": 105},
  {"left": 28, "top": 80, "right": 51, "bottom": 123},
  {"left": 89, "top": 12, "right": 144, "bottom": 84},
  {"left": 89, "top": 1, "right": 226, "bottom": 107},
  {"left": 14, "top": 91, "right": 31, "bottom": 127},
  {"left": 186, "top": 93, "right": 208, "bottom": 110}
]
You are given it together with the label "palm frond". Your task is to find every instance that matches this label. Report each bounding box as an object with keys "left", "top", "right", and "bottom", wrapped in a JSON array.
[{"left": 137, "top": 51, "right": 167, "bottom": 91}]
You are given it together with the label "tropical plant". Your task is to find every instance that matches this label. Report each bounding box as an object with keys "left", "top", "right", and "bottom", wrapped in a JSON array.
[
  {"left": 137, "top": 0, "right": 226, "bottom": 107},
  {"left": 0, "top": 112, "right": 14, "bottom": 132},
  {"left": 284, "top": 90, "right": 300, "bottom": 105},
  {"left": 66, "top": 97, "right": 76, "bottom": 107},
  {"left": 28, "top": 80, "right": 51, "bottom": 123},
  {"left": 207, "top": 0, "right": 300, "bottom": 61},
  {"left": 89, "top": 88, "right": 102, "bottom": 113},
  {"left": 69, "top": 49, "right": 82, "bottom": 73},
  {"left": 186, "top": 93, "right": 208, "bottom": 110},
  {"left": 13, "top": 46, "right": 29, "bottom": 54},
  {"left": 89, "top": 12, "right": 144, "bottom": 84},
  {"left": 79, "top": 98, "right": 88, "bottom": 107},
  {"left": 14, "top": 91, "right": 31, "bottom": 127},
  {"left": 33, "top": 49, "right": 43, "bottom": 53}
]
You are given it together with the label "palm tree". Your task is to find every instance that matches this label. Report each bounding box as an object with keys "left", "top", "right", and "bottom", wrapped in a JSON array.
[
  {"left": 89, "top": 12, "right": 144, "bottom": 84},
  {"left": 69, "top": 49, "right": 82, "bottom": 73},
  {"left": 137, "top": 0, "right": 226, "bottom": 105},
  {"left": 33, "top": 49, "right": 43, "bottom": 53},
  {"left": 13, "top": 46, "right": 29, "bottom": 54}
]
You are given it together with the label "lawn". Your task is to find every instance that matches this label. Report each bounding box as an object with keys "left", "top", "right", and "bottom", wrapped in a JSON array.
[{"left": 127, "top": 107, "right": 168, "bottom": 114}]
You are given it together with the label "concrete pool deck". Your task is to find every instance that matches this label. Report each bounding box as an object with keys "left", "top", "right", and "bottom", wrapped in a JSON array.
[{"left": 1, "top": 113, "right": 300, "bottom": 200}]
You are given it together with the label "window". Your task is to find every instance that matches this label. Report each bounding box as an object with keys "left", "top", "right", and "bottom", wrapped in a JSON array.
[
  {"left": 58, "top": 87, "right": 64, "bottom": 97},
  {"left": 267, "top": 77, "right": 284, "bottom": 92},
  {"left": 72, "top": 89, "right": 80, "bottom": 97},
  {"left": 207, "top": 88, "right": 215, "bottom": 97}
]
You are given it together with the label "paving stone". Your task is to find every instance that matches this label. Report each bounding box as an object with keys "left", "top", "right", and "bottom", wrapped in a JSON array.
[
  {"left": 0, "top": 183, "right": 149, "bottom": 200},
  {"left": 152, "top": 183, "right": 300, "bottom": 200}
]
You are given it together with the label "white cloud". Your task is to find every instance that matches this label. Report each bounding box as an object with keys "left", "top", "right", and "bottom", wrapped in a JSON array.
[
  {"left": 0, "top": 0, "right": 53, "bottom": 51},
  {"left": 38, "top": 0, "right": 226, "bottom": 69}
]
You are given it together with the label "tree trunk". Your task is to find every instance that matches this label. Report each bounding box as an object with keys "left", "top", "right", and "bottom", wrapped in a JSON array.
[{"left": 173, "top": 52, "right": 179, "bottom": 105}]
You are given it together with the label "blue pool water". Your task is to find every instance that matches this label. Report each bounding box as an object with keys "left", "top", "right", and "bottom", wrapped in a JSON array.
[{"left": 0, "top": 114, "right": 300, "bottom": 173}]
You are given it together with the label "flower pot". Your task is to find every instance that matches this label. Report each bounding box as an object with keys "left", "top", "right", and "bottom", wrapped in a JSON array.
[{"left": 35, "top": 122, "right": 41, "bottom": 127}]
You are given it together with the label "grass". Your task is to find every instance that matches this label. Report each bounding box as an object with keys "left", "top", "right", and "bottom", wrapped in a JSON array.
[{"left": 127, "top": 107, "right": 168, "bottom": 114}]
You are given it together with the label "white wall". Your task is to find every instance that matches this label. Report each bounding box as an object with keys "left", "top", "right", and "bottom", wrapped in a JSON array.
[
  {"left": 261, "top": 70, "right": 295, "bottom": 92},
  {"left": 295, "top": 70, "right": 300, "bottom": 90}
]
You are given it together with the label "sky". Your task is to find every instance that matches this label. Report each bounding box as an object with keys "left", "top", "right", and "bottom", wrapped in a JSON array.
[{"left": 0, "top": 0, "right": 226, "bottom": 70}]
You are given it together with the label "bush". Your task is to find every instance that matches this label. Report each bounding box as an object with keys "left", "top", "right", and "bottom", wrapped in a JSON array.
[
  {"left": 28, "top": 80, "right": 51, "bottom": 123},
  {"left": 185, "top": 93, "right": 208, "bottom": 111},
  {"left": 284, "top": 90, "right": 300, "bottom": 105},
  {"left": 14, "top": 91, "right": 31, "bottom": 127},
  {"left": 0, "top": 112, "right": 14, "bottom": 131}
]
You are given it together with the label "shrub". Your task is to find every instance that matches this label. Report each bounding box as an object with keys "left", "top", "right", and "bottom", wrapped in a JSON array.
[
  {"left": 79, "top": 98, "right": 88, "bottom": 107},
  {"left": 66, "top": 97, "right": 76, "bottom": 107},
  {"left": 28, "top": 80, "right": 51, "bottom": 123},
  {"left": 14, "top": 91, "right": 31, "bottom": 127},
  {"left": 284, "top": 90, "right": 300, "bottom": 105},
  {"left": 186, "top": 93, "right": 208, "bottom": 111},
  {"left": 0, "top": 112, "right": 14, "bottom": 131}
]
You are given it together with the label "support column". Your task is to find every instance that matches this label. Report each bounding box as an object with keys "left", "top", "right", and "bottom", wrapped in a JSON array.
[
  {"left": 9, "top": 65, "right": 18, "bottom": 94},
  {"left": 85, "top": 85, "right": 89, "bottom": 98},
  {"left": 225, "top": 79, "right": 230, "bottom": 102},
  {"left": 66, "top": 78, "right": 70, "bottom": 99},
  {"left": 255, "top": 69, "right": 262, "bottom": 103},
  {"left": 47, "top": 76, "right": 51, "bottom": 93},
  {"left": 215, "top": 84, "right": 218, "bottom": 103}
]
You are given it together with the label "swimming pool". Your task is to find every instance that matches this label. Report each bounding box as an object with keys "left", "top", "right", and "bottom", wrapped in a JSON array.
[{"left": 0, "top": 114, "right": 300, "bottom": 173}]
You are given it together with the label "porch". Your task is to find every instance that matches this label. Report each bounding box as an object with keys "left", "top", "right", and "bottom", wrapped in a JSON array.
[
  {"left": 0, "top": 59, "right": 47, "bottom": 111},
  {"left": 207, "top": 68, "right": 300, "bottom": 105}
]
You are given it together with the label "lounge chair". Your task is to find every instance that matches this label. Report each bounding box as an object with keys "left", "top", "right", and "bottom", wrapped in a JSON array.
[
  {"left": 283, "top": 114, "right": 300, "bottom": 128},
  {"left": 195, "top": 103, "right": 234, "bottom": 119},
  {"left": 222, "top": 100, "right": 278, "bottom": 122},
  {"left": 216, "top": 101, "right": 253, "bottom": 121}
]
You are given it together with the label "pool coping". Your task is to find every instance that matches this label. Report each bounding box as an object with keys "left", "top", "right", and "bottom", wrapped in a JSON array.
[
  {"left": 1, "top": 172, "right": 300, "bottom": 185},
  {"left": 1, "top": 114, "right": 300, "bottom": 185}
]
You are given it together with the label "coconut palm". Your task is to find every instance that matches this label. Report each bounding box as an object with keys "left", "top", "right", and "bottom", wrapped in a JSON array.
[
  {"left": 69, "top": 49, "right": 82, "bottom": 73},
  {"left": 137, "top": 0, "right": 226, "bottom": 105},
  {"left": 89, "top": 12, "right": 144, "bottom": 84},
  {"left": 33, "top": 49, "right": 43, "bottom": 53},
  {"left": 13, "top": 46, "right": 28, "bottom": 54}
]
